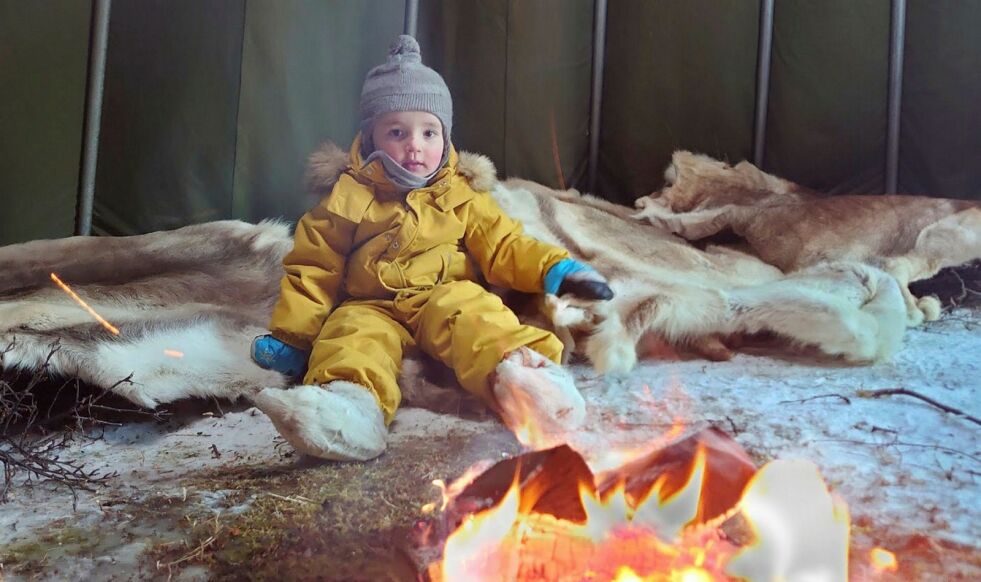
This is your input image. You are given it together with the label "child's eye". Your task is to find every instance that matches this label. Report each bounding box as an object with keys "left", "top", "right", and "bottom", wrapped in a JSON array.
[
  {"left": 424, "top": 129, "right": 439, "bottom": 138},
  {"left": 388, "top": 128, "right": 404, "bottom": 139}
]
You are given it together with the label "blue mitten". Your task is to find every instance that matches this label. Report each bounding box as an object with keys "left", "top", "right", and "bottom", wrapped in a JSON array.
[
  {"left": 544, "top": 258, "right": 614, "bottom": 300},
  {"left": 251, "top": 334, "right": 309, "bottom": 380}
]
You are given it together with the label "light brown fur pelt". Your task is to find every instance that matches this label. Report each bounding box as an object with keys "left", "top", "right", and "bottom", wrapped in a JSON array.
[
  {"left": 494, "top": 179, "right": 907, "bottom": 373},
  {"left": 634, "top": 151, "right": 981, "bottom": 325}
]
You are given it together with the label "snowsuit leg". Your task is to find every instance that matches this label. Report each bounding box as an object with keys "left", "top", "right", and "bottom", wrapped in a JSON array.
[
  {"left": 397, "top": 280, "right": 564, "bottom": 402},
  {"left": 304, "top": 300, "right": 413, "bottom": 424}
]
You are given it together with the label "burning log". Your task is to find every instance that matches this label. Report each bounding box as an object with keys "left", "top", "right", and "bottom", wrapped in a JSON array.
[
  {"left": 443, "top": 444, "right": 595, "bottom": 526},
  {"left": 596, "top": 427, "right": 756, "bottom": 526},
  {"left": 442, "top": 428, "right": 755, "bottom": 534}
]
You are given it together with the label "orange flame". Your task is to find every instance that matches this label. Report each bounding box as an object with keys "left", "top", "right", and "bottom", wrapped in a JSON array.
[
  {"left": 507, "top": 389, "right": 572, "bottom": 451},
  {"left": 421, "top": 479, "right": 449, "bottom": 515},
  {"left": 433, "top": 453, "right": 850, "bottom": 581},
  {"left": 439, "top": 471, "right": 522, "bottom": 581},
  {"left": 163, "top": 349, "right": 184, "bottom": 358},
  {"left": 422, "top": 462, "right": 496, "bottom": 517},
  {"left": 442, "top": 464, "right": 493, "bottom": 507},
  {"left": 591, "top": 418, "right": 686, "bottom": 474},
  {"left": 608, "top": 566, "right": 716, "bottom": 582},
  {"left": 629, "top": 446, "right": 708, "bottom": 542},
  {"left": 434, "top": 445, "right": 737, "bottom": 581},
  {"left": 50, "top": 273, "right": 120, "bottom": 335},
  {"left": 870, "top": 547, "right": 897, "bottom": 572},
  {"left": 513, "top": 420, "right": 537, "bottom": 448}
]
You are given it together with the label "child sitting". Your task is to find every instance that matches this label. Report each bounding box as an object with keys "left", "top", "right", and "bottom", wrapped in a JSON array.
[{"left": 250, "top": 35, "right": 612, "bottom": 461}]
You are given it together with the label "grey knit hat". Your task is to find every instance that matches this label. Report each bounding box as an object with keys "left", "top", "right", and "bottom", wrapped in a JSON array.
[{"left": 359, "top": 35, "right": 453, "bottom": 155}]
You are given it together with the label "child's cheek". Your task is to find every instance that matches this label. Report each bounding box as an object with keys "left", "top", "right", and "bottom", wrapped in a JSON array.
[{"left": 426, "top": 142, "right": 444, "bottom": 167}]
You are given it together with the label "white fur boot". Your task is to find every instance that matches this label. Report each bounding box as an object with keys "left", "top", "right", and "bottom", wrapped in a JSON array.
[
  {"left": 251, "top": 381, "right": 387, "bottom": 461},
  {"left": 492, "top": 346, "right": 587, "bottom": 446}
]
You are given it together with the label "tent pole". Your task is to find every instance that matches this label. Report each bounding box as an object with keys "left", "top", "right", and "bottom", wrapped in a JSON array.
[
  {"left": 752, "top": 0, "right": 774, "bottom": 167},
  {"left": 885, "top": 0, "right": 907, "bottom": 194},
  {"left": 74, "top": 0, "right": 112, "bottom": 236},
  {"left": 587, "top": 0, "right": 608, "bottom": 194},
  {"left": 403, "top": 0, "right": 419, "bottom": 37}
]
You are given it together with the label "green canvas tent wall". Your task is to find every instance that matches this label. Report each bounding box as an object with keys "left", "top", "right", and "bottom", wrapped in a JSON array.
[{"left": 2, "top": 0, "right": 979, "bottom": 245}]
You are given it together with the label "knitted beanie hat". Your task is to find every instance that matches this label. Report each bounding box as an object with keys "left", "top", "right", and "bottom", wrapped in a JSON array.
[{"left": 359, "top": 35, "right": 453, "bottom": 155}]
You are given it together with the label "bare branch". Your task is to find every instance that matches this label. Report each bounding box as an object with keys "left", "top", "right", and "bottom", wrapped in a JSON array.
[
  {"left": 857, "top": 388, "right": 981, "bottom": 427},
  {"left": 779, "top": 393, "right": 852, "bottom": 405},
  {"left": 0, "top": 343, "right": 160, "bottom": 504}
]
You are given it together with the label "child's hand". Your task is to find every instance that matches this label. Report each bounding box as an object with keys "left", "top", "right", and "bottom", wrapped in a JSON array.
[
  {"left": 251, "top": 335, "right": 309, "bottom": 380},
  {"left": 544, "top": 258, "right": 614, "bottom": 301},
  {"left": 559, "top": 272, "right": 614, "bottom": 301}
]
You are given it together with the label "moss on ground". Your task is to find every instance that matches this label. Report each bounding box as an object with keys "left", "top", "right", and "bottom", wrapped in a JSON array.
[
  {"left": 145, "top": 431, "right": 518, "bottom": 581},
  {"left": 2, "top": 524, "right": 112, "bottom": 577}
]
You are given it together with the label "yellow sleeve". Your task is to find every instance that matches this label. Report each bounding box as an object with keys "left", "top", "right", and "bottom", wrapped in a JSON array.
[
  {"left": 268, "top": 187, "right": 360, "bottom": 350},
  {"left": 463, "top": 190, "right": 569, "bottom": 293}
]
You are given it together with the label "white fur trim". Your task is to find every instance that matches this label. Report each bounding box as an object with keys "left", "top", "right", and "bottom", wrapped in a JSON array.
[
  {"left": 305, "top": 142, "right": 349, "bottom": 196},
  {"left": 457, "top": 151, "right": 498, "bottom": 192},
  {"left": 303, "top": 142, "right": 499, "bottom": 197},
  {"left": 251, "top": 381, "right": 387, "bottom": 461},
  {"left": 917, "top": 295, "right": 942, "bottom": 322},
  {"left": 492, "top": 347, "right": 586, "bottom": 448}
]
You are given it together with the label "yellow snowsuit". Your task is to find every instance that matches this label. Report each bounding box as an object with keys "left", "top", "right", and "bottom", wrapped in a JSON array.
[{"left": 268, "top": 137, "right": 569, "bottom": 423}]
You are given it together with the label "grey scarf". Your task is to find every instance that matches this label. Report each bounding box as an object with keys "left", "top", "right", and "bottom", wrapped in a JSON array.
[{"left": 363, "top": 150, "right": 441, "bottom": 194}]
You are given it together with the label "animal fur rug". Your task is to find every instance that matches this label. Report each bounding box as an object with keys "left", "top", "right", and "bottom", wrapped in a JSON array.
[
  {"left": 0, "top": 220, "right": 291, "bottom": 408},
  {"left": 634, "top": 151, "right": 981, "bottom": 326},
  {"left": 1, "top": 144, "right": 912, "bottom": 410}
]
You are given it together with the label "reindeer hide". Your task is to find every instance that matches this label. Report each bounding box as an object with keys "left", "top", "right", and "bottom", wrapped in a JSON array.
[{"left": 634, "top": 151, "right": 981, "bottom": 326}]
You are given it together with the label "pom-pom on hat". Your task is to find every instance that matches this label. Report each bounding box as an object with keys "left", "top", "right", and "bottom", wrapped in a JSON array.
[{"left": 359, "top": 35, "right": 453, "bottom": 155}]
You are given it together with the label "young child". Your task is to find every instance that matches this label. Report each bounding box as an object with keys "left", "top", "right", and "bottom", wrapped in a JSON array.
[{"left": 251, "top": 35, "right": 612, "bottom": 461}]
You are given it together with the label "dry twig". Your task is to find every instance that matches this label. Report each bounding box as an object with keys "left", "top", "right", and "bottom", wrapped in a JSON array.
[
  {"left": 950, "top": 270, "right": 969, "bottom": 306},
  {"left": 1, "top": 340, "right": 166, "bottom": 505},
  {"left": 946, "top": 269, "right": 981, "bottom": 307},
  {"left": 779, "top": 393, "right": 852, "bottom": 405},
  {"left": 266, "top": 491, "right": 314, "bottom": 505},
  {"left": 156, "top": 532, "right": 220, "bottom": 570},
  {"left": 857, "top": 388, "right": 980, "bottom": 427}
]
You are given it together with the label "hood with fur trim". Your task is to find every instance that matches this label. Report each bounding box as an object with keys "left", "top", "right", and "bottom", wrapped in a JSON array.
[{"left": 304, "top": 141, "right": 498, "bottom": 200}]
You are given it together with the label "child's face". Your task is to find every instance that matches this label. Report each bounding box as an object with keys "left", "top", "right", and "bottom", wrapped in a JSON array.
[{"left": 371, "top": 111, "right": 445, "bottom": 177}]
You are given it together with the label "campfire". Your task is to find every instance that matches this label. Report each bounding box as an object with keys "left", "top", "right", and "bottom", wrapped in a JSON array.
[{"left": 417, "top": 427, "right": 852, "bottom": 581}]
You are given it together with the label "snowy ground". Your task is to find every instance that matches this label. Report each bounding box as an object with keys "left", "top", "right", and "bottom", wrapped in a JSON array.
[{"left": 1, "top": 309, "right": 978, "bottom": 580}]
